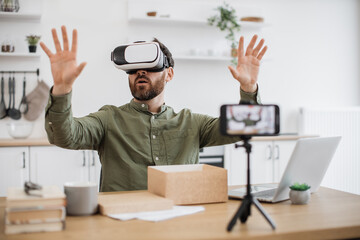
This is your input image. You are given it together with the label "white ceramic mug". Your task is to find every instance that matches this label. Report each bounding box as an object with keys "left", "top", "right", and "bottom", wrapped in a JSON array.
[{"left": 64, "top": 182, "right": 98, "bottom": 216}]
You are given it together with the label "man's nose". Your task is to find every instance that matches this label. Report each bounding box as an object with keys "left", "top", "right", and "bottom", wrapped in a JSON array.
[{"left": 136, "top": 69, "right": 147, "bottom": 75}]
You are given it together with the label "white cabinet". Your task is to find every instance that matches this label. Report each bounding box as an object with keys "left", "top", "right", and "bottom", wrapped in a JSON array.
[
  {"left": 29, "top": 146, "right": 101, "bottom": 192},
  {"left": 0, "top": 145, "right": 101, "bottom": 196},
  {"left": 225, "top": 140, "right": 296, "bottom": 186},
  {"left": 0, "top": 147, "right": 30, "bottom": 196},
  {"left": 87, "top": 150, "right": 101, "bottom": 185}
]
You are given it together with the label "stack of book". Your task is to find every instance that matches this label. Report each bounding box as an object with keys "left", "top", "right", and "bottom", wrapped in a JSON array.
[{"left": 5, "top": 185, "right": 66, "bottom": 234}]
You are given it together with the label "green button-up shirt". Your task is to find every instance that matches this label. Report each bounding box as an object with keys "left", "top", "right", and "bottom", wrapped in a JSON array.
[{"left": 45, "top": 88, "right": 259, "bottom": 192}]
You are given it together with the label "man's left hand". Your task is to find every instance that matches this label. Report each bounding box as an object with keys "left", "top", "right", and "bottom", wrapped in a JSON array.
[{"left": 228, "top": 35, "right": 267, "bottom": 93}]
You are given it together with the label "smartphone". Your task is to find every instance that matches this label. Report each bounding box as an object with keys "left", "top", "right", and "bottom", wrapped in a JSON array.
[{"left": 220, "top": 104, "right": 280, "bottom": 136}]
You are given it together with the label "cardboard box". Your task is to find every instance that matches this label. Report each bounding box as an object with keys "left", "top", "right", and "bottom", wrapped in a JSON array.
[
  {"left": 148, "top": 164, "right": 228, "bottom": 205},
  {"left": 98, "top": 191, "right": 173, "bottom": 215}
]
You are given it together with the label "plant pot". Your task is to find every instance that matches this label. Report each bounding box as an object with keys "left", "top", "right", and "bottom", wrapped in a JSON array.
[
  {"left": 231, "top": 48, "right": 237, "bottom": 57},
  {"left": 28, "top": 45, "right": 37, "bottom": 53},
  {"left": 289, "top": 189, "right": 311, "bottom": 205}
]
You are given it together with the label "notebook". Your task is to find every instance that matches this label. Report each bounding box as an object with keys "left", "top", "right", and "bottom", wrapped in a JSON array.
[{"left": 228, "top": 136, "right": 341, "bottom": 203}]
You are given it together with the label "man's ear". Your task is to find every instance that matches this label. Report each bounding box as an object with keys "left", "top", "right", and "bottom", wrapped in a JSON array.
[{"left": 165, "top": 67, "right": 174, "bottom": 83}]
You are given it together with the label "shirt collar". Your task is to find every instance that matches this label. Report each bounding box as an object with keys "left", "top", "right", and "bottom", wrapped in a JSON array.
[{"left": 130, "top": 99, "right": 168, "bottom": 115}]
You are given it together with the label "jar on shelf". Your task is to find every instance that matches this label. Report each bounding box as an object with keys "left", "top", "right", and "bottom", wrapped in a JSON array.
[
  {"left": 1, "top": 39, "right": 15, "bottom": 53},
  {"left": 0, "top": 0, "right": 20, "bottom": 12}
]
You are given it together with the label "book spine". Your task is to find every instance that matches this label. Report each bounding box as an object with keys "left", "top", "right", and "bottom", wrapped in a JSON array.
[
  {"left": 4, "top": 220, "right": 65, "bottom": 235},
  {"left": 5, "top": 206, "right": 66, "bottom": 225}
]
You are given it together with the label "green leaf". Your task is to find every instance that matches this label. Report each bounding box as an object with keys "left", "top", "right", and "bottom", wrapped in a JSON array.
[
  {"left": 207, "top": 1, "right": 241, "bottom": 64},
  {"left": 289, "top": 182, "right": 311, "bottom": 191}
]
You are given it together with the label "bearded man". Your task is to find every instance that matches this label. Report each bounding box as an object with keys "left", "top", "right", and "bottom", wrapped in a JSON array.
[{"left": 41, "top": 26, "right": 267, "bottom": 191}]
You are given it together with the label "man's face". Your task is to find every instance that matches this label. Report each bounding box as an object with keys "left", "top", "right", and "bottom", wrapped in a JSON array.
[{"left": 128, "top": 70, "right": 167, "bottom": 101}]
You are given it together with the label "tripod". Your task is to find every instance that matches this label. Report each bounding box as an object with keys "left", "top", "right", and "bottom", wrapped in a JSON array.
[{"left": 227, "top": 136, "right": 276, "bottom": 231}]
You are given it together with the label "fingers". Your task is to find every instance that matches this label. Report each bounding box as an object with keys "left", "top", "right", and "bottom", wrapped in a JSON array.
[
  {"left": 61, "top": 25, "right": 69, "bottom": 51},
  {"left": 51, "top": 28, "right": 62, "bottom": 53},
  {"left": 257, "top": 46, "right": 268, "bottom": 60},
  {"left": 71, "top": 29, "right": 78, "bottom": 54},
  {"left": 228, "top": 66, "right": 239, "bottom": 80},
  {"left": 237, "top": 36, "right": 244, "bottom": 62},
  {"left": 245, "top": 35, "right": 258, "bottom": 56},
  {"left": 39, "top": 42, "right": 53, "bottom": 58},
  {"left": 243, "top": 34, "right": 267, "bottom": 60},
  {"left": 252, "top": 38, "right": 265, "bottom": 57},
  {"left": 75, "top": 62, "right": 87, "bottom": 77},
  {"left": 50, "top": 26, "right": 75, "bottom": 53}
]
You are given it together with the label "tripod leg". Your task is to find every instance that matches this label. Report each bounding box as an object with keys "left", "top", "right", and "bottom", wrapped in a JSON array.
[
  {"left": 252, "top": 198, "right": 276, "bottom": 230},
  {"left": 239, "top": 197, "right": 251, "bottom": 223},
  {"left": 227, "top": 199, "right": 249, "bottom": 232}
]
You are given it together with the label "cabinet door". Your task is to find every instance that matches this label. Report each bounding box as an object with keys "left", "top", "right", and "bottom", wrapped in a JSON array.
[
  {"left": 226, "top": 141, "right": 273, "bottom": 185},
  {"left": 30, "top": 146, "right": 89, "bottom": 191},
  {"left": 225, "top": 143, "right": 247, "bottom": 186},
  {"left": 88, "top": 150, "right": 101, "bottom": 191},
  {"left": 250, "top": 141, "right": 274, "bottom": 184},
  {"left": 0, "top": 147, "right": 30, "bottom": 197},
  {"left": 272, "top": 140, "right": 297, "bottom": 182}
]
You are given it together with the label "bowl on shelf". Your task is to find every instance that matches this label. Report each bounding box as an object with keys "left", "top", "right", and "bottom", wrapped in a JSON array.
[
  {"left": 7, "top": 121, "right": 34, "bottom": 139},
  {"left": 146, "top": 11, "right": 157, "bottom": 17}
]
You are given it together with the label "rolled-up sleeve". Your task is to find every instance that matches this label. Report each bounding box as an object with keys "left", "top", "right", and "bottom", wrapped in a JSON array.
[{"left": 45, "top": 88, "right": 106, "bottom": 150}]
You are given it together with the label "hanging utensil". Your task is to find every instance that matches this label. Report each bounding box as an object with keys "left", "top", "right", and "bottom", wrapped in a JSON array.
[
  {"left": 18, "top": 74, "right": 28, "bottom": 114},
  {"left": 8, "top": 73, "right": 21, "bottom": 120},
  {"left": 6, "top": 73, "right": 12, "bottom": 117},
  {"left": 0, "top": 74, "right": 6, "bottom": 119}
]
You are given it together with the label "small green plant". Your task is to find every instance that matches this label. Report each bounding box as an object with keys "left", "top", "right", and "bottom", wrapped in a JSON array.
[
  {"left": 289, "top": 183, "right": 311, "bottom": 191},
  {"left": 207, "top": 2, "right": 240, "bottom": 65},
  {"left": 26, "top": 35, "right": 41, "bottom": 46}
]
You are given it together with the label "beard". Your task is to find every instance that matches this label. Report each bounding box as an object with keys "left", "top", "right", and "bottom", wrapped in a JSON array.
[{"left": 129, "top": 72, "right": 166, "bottom": 101}]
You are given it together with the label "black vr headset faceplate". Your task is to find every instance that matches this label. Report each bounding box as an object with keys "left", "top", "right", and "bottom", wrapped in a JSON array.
[{"left": 111, "top": 42, "right": 169, "bottom": 74}]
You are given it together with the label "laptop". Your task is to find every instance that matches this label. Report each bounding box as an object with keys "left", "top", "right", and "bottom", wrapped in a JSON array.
[{"left": 228, "top": 136, "right": 341, "bottom": 203}]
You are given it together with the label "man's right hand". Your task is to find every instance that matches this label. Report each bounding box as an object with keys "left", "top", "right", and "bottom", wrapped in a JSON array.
[{"left": 40, "top": 25, "right": 86, "bottom": 96}]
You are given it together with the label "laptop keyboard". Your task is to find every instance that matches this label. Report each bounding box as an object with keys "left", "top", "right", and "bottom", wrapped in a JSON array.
[{"left": 252, "top": 188, "right": 277, "bottom": 200}]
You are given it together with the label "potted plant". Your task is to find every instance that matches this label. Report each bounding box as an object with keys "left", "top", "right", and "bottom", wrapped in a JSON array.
[
  {"left": 289, "top": 183, "right": 311, "bottom": 204},
  {"left": 207, "top": 2, "right": 241, "bottom": 65},
  {"left": 26, "top": 35, "right": 41, "bottom": 53}
]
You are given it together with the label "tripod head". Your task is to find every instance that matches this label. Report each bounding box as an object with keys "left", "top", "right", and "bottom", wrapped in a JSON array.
[{"left": 235, "top": 135, "right": 252, "bottom": 154}]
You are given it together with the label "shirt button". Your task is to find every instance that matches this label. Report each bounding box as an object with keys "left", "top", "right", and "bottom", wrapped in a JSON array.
[
  {"left": 155, "top": 157, "right": 159, "bottom": 161},
  {"left": 48, "top": 122, "right": 53, "bottom": 125},
  {"left": 152, "top": 135, "right": 156, "bottom": 139},
  {"left": 141, "top": 104, "right": 145, "bottom": 107},
  {"left": 152, "top": 116, "right": 155, "bottom": 120}
]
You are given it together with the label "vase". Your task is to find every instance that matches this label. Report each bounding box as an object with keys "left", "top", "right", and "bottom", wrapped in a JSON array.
[
  {"left": 28, "top": 45, "right": 37, "bottom": 53},
  {"left": 289, "top": 189, "right": 311, "bottom": 204},
  {"left": 231, "top": 48, "right": 237, "bottom": 57}
]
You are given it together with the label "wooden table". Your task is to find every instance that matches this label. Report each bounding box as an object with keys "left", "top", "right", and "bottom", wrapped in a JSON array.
[{"left": 1, "top": 187, "right": 360, "bottom": 240}]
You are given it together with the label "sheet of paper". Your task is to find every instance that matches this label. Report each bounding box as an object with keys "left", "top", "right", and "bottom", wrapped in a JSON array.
[{"left": 107, "top": 206, "right": 205, "bottom": 222}]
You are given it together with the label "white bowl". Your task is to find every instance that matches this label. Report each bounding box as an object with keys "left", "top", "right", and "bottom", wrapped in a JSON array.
[{"left": 7, "top": 122, "right": 34, "bottom": 139}]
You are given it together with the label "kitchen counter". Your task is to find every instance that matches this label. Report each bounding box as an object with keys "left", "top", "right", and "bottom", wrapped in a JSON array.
[
  {"left": 0, "top": 135, "right": 317, "bottom": 147},
  {"left": 0, "top": 138, "right": 51, "bottom": 147},
  {"left": 251, "top": 134, "right": 318, "bottom": 141}
]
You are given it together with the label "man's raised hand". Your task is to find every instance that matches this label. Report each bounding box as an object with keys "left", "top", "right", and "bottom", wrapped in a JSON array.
[
  {"left": 228, "top": 35, "right": 267, "bottom": 93},
  {"left": 40, "top": 25, "right": 86, "bottom": 95}
]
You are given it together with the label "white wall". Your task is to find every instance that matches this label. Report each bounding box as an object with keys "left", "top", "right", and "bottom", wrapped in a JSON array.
[{"left": 0, "top": 0, "right": 359, "bottom": 138}]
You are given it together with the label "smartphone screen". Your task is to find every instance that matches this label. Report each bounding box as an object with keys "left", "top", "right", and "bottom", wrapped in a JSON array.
[{"left": 220, "top": 104, "right": 280, "bottom": 136}]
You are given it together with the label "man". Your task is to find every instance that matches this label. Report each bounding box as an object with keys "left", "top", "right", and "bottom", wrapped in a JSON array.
[{"left": 40, "top": 26, "right": 267, "bottom": 192}]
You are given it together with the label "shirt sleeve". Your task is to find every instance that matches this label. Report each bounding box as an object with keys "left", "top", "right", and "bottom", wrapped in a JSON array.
[
  {"left": 196, "top": 86, "right": 262, "bottom": 147},
  {"left": 45, "top": 88, "right": 107, "bottom": 150},
  {"left": 240, "top": 85, "right": 262, "bottom": 104},
  {"left": 195, "top": 114, "right": 241, "bottom": 148}
]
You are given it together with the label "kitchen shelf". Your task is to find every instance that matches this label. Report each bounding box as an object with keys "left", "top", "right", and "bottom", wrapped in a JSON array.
[
  {"left": 0, "top": 11, "right": 41, "bottom": 21},
  {"left": 174, "top": 55, "right": 232, "bottom": 61},
  {"left": 0, "top": 52, "right": 41, "bottom": 57},
  {"left": 129, "top": 17, "right": 270, "bottom": 28},
  {"left": 174, "top": 55, "right": 271, "bottom": 62}
]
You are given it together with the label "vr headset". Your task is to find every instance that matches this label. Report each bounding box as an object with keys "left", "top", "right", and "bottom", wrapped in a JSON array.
[{"left": 111, "top": 41, "right": 170, "bottom": 74}]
